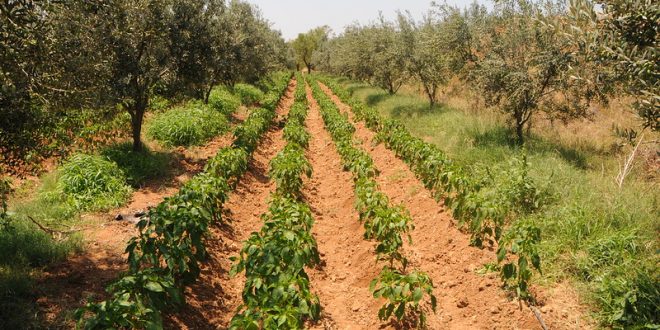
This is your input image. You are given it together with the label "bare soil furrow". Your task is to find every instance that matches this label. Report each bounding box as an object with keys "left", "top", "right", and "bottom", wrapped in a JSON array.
[
  {"left": 319, "top": 82, "right": 564, "bottom": 329},
  {"left": 303, "top": 83, "right": 384, "bottom": 330},
  {"left": 35, "top": 111, "right": 250, "bottom": 329},
  {"left": 166, "top": 79, "right": 296, "bottom": 329}
]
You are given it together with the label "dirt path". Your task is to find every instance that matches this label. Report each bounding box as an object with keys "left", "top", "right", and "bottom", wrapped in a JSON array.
[
  {"left": 167, "top": 79, "right": 296, "bottom": 329},
  {"left": 302, "top": 83, "right": 384, "bottom": 329},
  {"left": 35, "top": 111, "right": 249, "bottom": 328},
  {"left": 319, "top": 83, "right": 591, "bottom": 329}
]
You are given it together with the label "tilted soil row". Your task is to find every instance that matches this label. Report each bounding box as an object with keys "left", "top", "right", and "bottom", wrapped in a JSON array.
[
  {"left": 318, "top": 82, "right": 554, "bottom": 329},
  {"left": 302, "top": 83, "right": 385, "bottom": 329},
  {"left": 166, "top": 79, "right": 297, "bottom": 329},
  {"left": 36, "top": 106, "right": 251, "bottom": 328}
]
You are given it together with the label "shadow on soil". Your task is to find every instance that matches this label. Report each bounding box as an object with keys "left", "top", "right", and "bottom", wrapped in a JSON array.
[
  {"left": 389, "top": 102, "right": 449, "bottom": 119},
  {"left": 0, "top": 252, "right": 126, "bottom": 329}
]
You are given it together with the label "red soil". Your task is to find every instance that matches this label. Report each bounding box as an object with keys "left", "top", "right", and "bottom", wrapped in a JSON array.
[
  {"left": 302, "top": 83, "right": 385, "bottom": 329},
  {"left": 33, "top": 77, "right": 592, "bottom": 329},
  {"left": 34, "top": 111, "right": 248, "bottom": 328},
  {"left": 166, "top": 79, "right": 297, "bottom": 329},
  {"left": 317, "top": 82, "right": 593, "bottom": 329}
]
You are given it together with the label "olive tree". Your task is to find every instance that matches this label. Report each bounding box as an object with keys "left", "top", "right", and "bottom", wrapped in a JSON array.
[
  {"left": 567, "top": 0, "right": 658, "bottom": 131},
  {"left": 367, "top": 16, "right": 409, "bottom": 94},
  {"left": 216, "top": 1, "right": 287, "bottom": 86},
  {"left": 292, "top": 26, "right": 330, "bottom": 73},
  {"left": 470, "top": 0, "right": 598, "bottom": 144},
  {"left": 168, "top": 0, "right": 225, "bottom": 101},
  {"left": 52, "top": 0, "right": 175, "bottom": 152},
  {"left": 169, "top": 0, "right": 286, "bottom": 102},
  {"left": 397, "top": 12, "right": 451, "bottom": 107},
  {"left": 1, "top": 1, "right": 57, "bottom": 165}
]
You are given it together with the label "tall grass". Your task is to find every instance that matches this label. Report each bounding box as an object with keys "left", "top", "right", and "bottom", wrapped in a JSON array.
[
  {"left": 233, "top": 83, "right": 264, "bottom": 105},
  {"left": 344, "top": 81, "right": 659, "bottom": 327},
  {"left": 208, "top": 87, "right": 241, "bottom": 115},
  {"left": 147, "top": 101, "right": 229, "bottom": 147},
  {"left": 50, "top": 154, "right": 132, "bottom": 212}
]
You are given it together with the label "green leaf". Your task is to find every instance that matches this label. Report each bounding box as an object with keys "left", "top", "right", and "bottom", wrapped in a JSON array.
[
  {"left": 394, "top": 302, "right": 406, "bottom": 320},
  {"left": 413, "top": 287, "right": 423, "bottom": 302},
  {"left": 145, "top": 281, "right": 164, "bottom": 292},
  {"left": 502, "top": 263, "right": 516, "bottom": 279}
]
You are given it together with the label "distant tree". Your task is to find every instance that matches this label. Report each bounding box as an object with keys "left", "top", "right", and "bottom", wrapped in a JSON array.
[
  {"left": 329, "top": 24, "right": 374, "bottom": 80},
  {"left": 292, "top": 26, "right": 330, "bottom": 73},
  {"left": 369, "top": 15, "right": 409, "bottom": 94},
  {"left": 566, "top": 0, "right": 659, "bottom": 131},
  {"left": 431, "top": 2, "right": 479, "bottom": 72},
  {"left": 286, "top": 43, "right": 300, "bottom": 71},
  {"left": 214, "top": 1, "right": 287, "bottom": 86},
  {"left": 397, "top": 12, "right": 451, "bottom": 107},
  {"left": 470, "top": 0, "right": 599, "bottom": 144}
]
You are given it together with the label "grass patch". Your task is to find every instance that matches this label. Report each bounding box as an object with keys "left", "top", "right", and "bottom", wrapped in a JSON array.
[
  {"left": 345, "top": 80, "right": 659, "bottom": 327},
  {"left": 101, "top": 142, "right": 173, "bottom": 187},
  {"left": 233, "top": 83, "right": 264, "bottom": 105},
  {"left": 147, "top": 101, "right": 229, "bottom": 147},
  {"left": 208, "top": 87, "right": 241, "bottom": 115},
  {"left": 11, "top": 172, "right": 79, "bottom": 229},
  {"left": 56, "top": 154, "right": 132, "bottom": 212},
  {"left": 39, "top": 153, "right": 132, "bottom": 213}
]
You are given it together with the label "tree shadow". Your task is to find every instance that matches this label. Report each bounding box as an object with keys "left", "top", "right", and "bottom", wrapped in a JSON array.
[
  {"left": 31, "top": 251, "right": 126, "bottom": 329},
  {"left": 472, "top": 126, "right": 591, "bottom": 169},
  {"left": 389, "top": 102, "right": 449, "bottom": 119},
  {"left": 365, "top": 92, "right": 390, "bottom": 107},
  {"left": 101, "top": 142, "right": 176, "bottom": 188}
]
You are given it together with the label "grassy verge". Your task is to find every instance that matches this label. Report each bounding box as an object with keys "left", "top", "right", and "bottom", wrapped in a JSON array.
[
  {"left": 1, "top": 84, "right": 251, "bottom": 328},
  {"left": 1, "top": 181, "right": 82, "bottom": 328},
  {"left": 341, "top": 80, "right": 659, "bottom": 327}
]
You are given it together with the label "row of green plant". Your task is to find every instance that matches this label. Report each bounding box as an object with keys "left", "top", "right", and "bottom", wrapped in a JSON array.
[
  {"left": 74, "top": 73, "right": 292, "bottom": 329},
  {"left": 230, "top": 74, "right": 321, "bottom": 329},
  {"left": 319, "top": 77, "right": 547, "bottom": 301},
  {"left": 308, "top": 76, "right": 436, "bottom": 328}
]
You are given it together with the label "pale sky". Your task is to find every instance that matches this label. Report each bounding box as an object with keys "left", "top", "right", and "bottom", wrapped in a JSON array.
[{"left": 246, "top": 0, "right": 491, "bottom": 40}]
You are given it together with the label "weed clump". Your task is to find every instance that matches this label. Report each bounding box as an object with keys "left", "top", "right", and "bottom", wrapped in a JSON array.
[
  {"left": 47, "top": 153, "right": 132, "bottom": 212},
  {"left": 233, "top": 83, "right": 264, "bottom": 105},
  {"left": 208, "top": 88, "right": 241, "bottom": 115},
  {"left": 147, "top": 102, "right": 229, "bottom": 147}
]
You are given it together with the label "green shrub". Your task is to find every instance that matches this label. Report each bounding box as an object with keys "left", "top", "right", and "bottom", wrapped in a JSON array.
[
  {"left": 208, "top": 88, "right": 241, "bottom": 115},
  {"left": 101, "top": 142, "right": 172, "bottom": 187},
  {"left": 596, "top": 264, "right": 659, "bottom": 327},
  {"left": 53, "top": 154, "right": 132, "bottom": 211},
  {"left": 147, "top": 101, "right": 229, "bottom": 147},
  {"left": 233, "top": 83, "right": 264, "bottom": 105}
]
